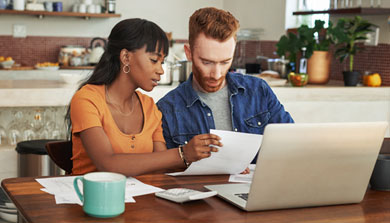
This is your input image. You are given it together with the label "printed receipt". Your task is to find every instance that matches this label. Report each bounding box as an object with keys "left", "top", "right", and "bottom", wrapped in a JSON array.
[
  {"left": 168, "top": 129, "right": 262, "bottom": 176},
  {"left": 36, "top": 176, "right": 163, "bottom": 205}
]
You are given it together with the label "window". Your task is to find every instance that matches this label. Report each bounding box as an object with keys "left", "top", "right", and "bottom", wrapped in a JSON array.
[{"left": 285, "top": 0, "right": 330, "bottom": 29}]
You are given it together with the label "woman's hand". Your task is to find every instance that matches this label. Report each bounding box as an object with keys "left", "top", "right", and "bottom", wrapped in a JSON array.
[
  {"left": 182, "top": 133, "right": 222, "bottom": 163},
  {"left": 240, "top": 167, "right": 250, "bottom": 174}
]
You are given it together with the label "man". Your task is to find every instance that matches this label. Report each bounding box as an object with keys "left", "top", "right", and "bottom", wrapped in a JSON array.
[{"left": 157, "top": 7, "right": 293, "bottom": 162}]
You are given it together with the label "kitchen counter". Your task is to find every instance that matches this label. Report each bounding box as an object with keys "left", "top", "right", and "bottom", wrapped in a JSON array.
[
  {"left": 0, "top": 72, "right": 388, "bottom": 136},
  {"left": 0, "top": 70, "right": 389, "bottom": 106},
  {"left": 0, "top": 80, "right": 388, "bottom": 105},
  {"left": 0, "top": 71, "right": 389, "bottom": 182}
]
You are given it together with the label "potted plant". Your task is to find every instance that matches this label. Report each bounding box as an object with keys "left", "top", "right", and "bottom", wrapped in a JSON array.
[
  {"left": 275, "top": 30, "right": 300, "bottom": 74},
  {"left": 298, "top": 20, "right": 334, "bottom": 84},
  {"left": 329, "top": 16, "right": 374, "bottom": 86},
  {"left": 276, "top": 20, "right": 334, "bottom": 84}
]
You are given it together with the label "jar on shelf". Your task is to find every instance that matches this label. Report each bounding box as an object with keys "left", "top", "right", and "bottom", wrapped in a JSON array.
[{"left": 105, "top": 0, "right": 115, "bottom": 13}]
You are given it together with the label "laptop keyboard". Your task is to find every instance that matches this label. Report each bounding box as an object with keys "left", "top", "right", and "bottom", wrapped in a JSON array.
[{"left": 235, "top": 193, "right": 249, "bottom": 201}]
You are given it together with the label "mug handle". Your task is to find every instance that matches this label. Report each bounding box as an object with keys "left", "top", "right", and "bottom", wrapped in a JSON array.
[{"left": 73, "top": 176, "right": 84, "bottom": 203}]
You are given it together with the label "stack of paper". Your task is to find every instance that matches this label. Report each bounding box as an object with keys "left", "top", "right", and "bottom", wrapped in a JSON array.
[
  {"left": 0, "top": 187, "right": 17, "bottom": 223},
  {"left": 36, "top": 176, "right": 164, "bottom": 205}
]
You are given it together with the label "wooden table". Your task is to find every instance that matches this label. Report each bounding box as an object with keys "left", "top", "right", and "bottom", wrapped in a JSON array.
[{"left": 2, "top": 173, "right": 390, "bottom": 223}]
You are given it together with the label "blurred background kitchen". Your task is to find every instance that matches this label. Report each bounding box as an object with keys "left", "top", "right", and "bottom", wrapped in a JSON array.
[{"left": 0, "top": 0, "right": 389, "bottom": 187}]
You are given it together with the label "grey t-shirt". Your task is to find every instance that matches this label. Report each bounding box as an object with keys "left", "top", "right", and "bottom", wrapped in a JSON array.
[{"left": 196, "top": 85, "right": 232, "bottom": 131}]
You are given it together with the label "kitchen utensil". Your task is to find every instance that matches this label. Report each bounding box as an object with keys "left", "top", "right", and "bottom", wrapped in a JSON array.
[
  {"left": 95, "top": 4, "right": 101, "bottom": 13},
  {"left": 159, "top": 62, "right": 173, "bottom": 85},
  {"left": 43, "top": 2, "right": 52, "bottom": 11},
  {"left": 288, "top": 72, "right": 309, "bottom": 87},
  {"left": 72, "top": 3, "right": 78, "bottom": 12},
  {"left": 59, "top": 73, "right": 83, "bottom": 85},
  {"left": 78, "top": 3, "right": 86, "bottom": 13},
  {"left": 13, "top": 0, "right": 25, "bottom": 10},
  {"left": 177, "top": 60, "right": 192, "bottom": 83},
  {"left": 245, "top": 63, "right": 261, "bottom": 74},
  {"left": 267, "top": 58, "right": 290, "bottom": 79},
  {"left": 0, "top": 0, "right": 7, "bottom": 9},
  {"left": 52, "top": 2, "right": 62, "bottom": 12},
  {"left": 105, "top": 0, "right": 115, "bottom": 13},
  {"left": 256, "top": 55, "right": 290, "bottom": 79},
  {"left": 87, "top": 4, "right": 95, "bottom": 13},
  {"left": 58, "top": 45, "right": 87, "bottom": 67},
  {"left": 89, "top": 37, "right": 106, "bottom": 65},
  {"left": 0, "top": 60, "right": 15, "bottom": 69},
  {"left": 73, "top": 172, "right": 126, "bottom": 218}
]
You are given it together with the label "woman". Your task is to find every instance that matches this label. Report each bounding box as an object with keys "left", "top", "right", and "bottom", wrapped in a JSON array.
[{"left": 68, "top": 18, "right": 221, "bottom": 176}]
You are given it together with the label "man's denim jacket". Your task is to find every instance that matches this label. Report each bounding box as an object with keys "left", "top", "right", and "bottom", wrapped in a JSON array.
[{"left": 157, "top": 72, "right": 294, "bottom": 150}]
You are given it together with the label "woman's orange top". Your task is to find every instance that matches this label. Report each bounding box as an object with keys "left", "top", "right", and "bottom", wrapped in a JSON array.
[{"left": 70, "top": 84, "right": 165, "bottom": 175}]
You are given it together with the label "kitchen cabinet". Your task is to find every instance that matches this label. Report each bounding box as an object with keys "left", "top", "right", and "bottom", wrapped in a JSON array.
[
  {"left": 0, "top": 9, "right": 120, "bottom": 19},
  {"left": 293, "top": 7, "right": 390, "bottom": 15}
]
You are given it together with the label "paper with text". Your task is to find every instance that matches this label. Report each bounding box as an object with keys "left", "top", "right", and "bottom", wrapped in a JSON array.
[
  {"left": 36, "top": 176, "right": 163, "bottom": 205},
  {"left": 168, "top": 130, "right": 262, "bottom": 176}
]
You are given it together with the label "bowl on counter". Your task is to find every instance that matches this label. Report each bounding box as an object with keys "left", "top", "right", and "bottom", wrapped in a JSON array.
[
  {"left": 0, "top": 60, "right": 15, "bottom": 69},
  {"left": 288, "top": 72, "right": 309, "bottom": 87},
  {"left": 59, "top": 73, "right": 83, "bottom": 85}
]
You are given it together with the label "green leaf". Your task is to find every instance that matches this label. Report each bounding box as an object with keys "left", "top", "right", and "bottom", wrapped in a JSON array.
[{"left": 331, "top": 16, "right": 374, "bottom": 71}]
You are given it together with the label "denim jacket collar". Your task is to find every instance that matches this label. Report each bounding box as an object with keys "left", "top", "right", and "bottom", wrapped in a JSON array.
[{"left": 183, "top": 72, "right": 246, "bottom": 108}]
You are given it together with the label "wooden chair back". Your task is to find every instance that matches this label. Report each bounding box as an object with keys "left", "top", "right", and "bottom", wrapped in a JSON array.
[{"left": 45, "top": 140, "right": 73, "bottom": 174}]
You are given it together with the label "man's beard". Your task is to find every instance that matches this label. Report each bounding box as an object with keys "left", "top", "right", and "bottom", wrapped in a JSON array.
[{"left": 192, "top": 62, "right": 227, "bottom": 93}]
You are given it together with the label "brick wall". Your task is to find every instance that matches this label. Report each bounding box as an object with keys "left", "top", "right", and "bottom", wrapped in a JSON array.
[
  {"left": 236, "top": 40, "right": 390, "bottom": 86},
  {"left": 0, "top": 36, "right": 91, "bottom": 66},
  {"left": 0, "top": 36, "right": 389, "bottom": 85}
]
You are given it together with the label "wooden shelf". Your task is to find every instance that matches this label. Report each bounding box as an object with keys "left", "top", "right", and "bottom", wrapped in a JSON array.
[
  {"left": 0, "top": 9, "right": 121, "bottom": 19},
  {"left": 293, "top": 7, "right": 390, "bottom": 15},
  {"left": 60, "top": 66, "right": 94, "bottom": 70}
]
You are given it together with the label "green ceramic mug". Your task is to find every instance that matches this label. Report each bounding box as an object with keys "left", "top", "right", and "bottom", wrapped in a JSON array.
[{"left": 73, "top": 172, "right": 126, "bottom": 218}]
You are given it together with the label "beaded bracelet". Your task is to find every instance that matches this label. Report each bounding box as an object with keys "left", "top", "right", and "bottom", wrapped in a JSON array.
[{"left": 178, "top": 145, "right": 190, "bottom": 167}]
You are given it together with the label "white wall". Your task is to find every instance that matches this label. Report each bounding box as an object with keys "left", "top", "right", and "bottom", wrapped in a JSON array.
[
  {"left": 223, "top": 0, "right": 286, "bottom": 41},
  {"left": 330, "top": 13, "right": 390, "bottom": 44},
  {"left": 0, "top": 0, "right": 223, "bottom": 39},
  {"left": 0, "top": 0, "right": 287, "bottom": 41}
]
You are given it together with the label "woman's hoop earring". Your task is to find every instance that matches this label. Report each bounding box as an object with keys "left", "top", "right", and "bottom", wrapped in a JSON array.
[{"left": 123, "top": 64, "right": 130, "bottom": 74}]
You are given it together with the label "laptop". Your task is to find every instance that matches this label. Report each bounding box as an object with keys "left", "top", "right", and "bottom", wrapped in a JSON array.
[{"left": 205, "top": 122, "right": 388, "bottom": 211}]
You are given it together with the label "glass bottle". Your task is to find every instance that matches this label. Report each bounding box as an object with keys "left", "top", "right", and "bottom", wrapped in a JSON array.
[{"left": 299, "top": 47, "right": 307, "bottom": 74}]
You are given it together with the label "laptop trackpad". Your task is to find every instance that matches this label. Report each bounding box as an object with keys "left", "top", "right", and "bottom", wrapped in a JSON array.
[{"left": 205, "top": 183, "right": 250, "bottom": 209}]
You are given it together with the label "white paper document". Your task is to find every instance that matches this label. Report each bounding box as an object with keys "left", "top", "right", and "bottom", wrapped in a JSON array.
[
  {"left": 168, "top": 129, "right": 262, "bottom": 176},
  {"left": 229, "top": 164, "right": 256, "bottom": 183},
  {"left": 36, "top": 176, "right": 164, "bottom": 205}
]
